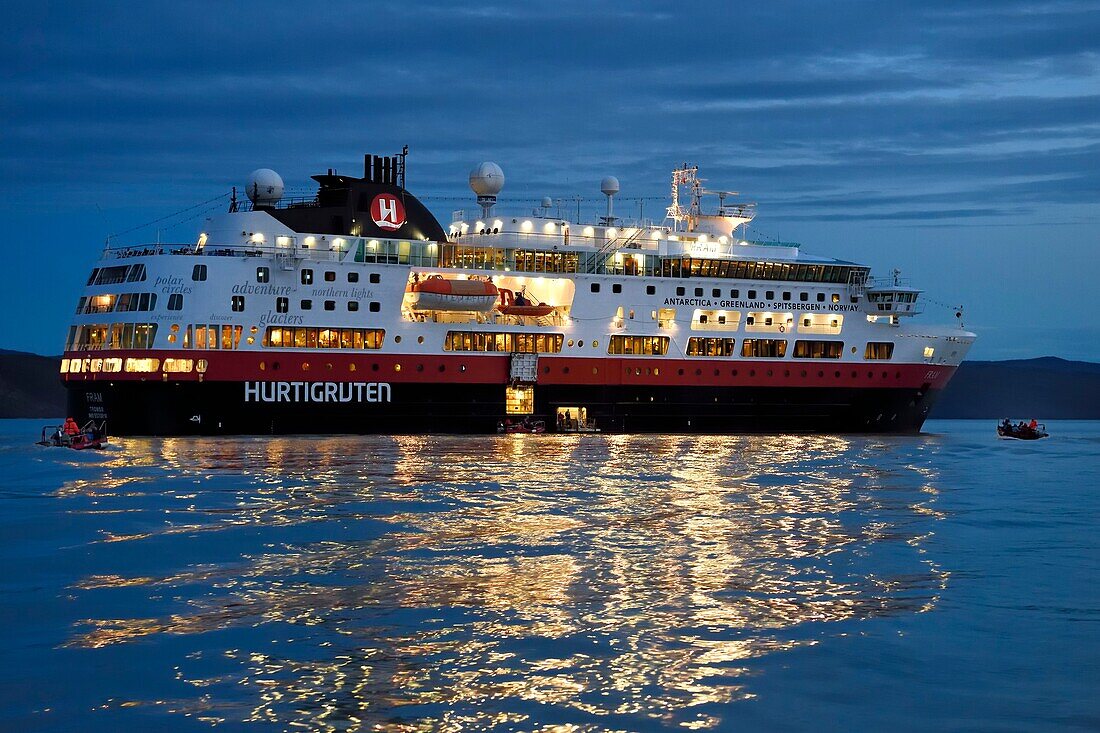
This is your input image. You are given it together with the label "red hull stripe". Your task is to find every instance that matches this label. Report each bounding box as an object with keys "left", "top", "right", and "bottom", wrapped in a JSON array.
[{"left": 62, "top": 350, "right": 957, "bottom": 390}]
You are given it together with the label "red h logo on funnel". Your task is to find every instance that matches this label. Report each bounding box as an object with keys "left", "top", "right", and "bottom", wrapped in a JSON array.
[{"left": 370, "top": 194, "right": 406, "bottom": 231}]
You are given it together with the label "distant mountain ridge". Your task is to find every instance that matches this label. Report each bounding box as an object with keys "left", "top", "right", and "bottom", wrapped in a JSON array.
[{"left": 0, "top": 350, "right": 1097, "bottom": 420}]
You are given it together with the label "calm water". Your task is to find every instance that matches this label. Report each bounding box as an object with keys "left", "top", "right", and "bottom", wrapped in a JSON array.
[{"left": 1, "top": 420, "right": 1097, "bottom": 732}]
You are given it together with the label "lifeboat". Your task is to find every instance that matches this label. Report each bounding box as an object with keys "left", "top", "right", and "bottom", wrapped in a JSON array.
[
  {"left": 498, "top": 288, "right": 554, "bottom": 317},
  {"left": 407, "top": 275, "right": 499, "bottom": 312}
]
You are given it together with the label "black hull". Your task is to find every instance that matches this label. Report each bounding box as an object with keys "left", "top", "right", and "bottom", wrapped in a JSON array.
[{"left": 65, "top": 381, "right": 943, "bottom": 436}]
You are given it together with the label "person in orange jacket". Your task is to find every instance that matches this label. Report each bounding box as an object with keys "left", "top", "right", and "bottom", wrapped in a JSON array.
[
  {"left": 63, "top": 417, "right": 80, "bottom": 435},
  {"left": 1029, "top": 418, "right": 1038, "bottom": 430}
]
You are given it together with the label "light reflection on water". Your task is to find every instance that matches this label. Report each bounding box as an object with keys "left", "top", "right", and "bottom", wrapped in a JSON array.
[{"left": 63, "top": 433, "right": 946, "bottom": 730}]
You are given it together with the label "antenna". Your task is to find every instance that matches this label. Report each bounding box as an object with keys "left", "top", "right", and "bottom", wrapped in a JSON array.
[{"left": 600, "top": 176, "right": 619, "bottom": 225}]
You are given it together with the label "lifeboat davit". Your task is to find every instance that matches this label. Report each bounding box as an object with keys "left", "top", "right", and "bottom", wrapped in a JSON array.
[
  {"left": 498, "top": 288, "right": 554, "bottom": 317},
  {"left": 408, "top": 275, "right": 499, "bottom": 312}
]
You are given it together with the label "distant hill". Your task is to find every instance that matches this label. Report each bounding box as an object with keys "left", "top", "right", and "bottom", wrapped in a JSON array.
[
  {"left": 0, "top": 350, "right": 1097, "bottom": 420},
  {"left": 0, "top": 351, "right": 66, "bottom": 418},
  {"left": 931, "top": 357, "right": 1100, "bottom": 419}
]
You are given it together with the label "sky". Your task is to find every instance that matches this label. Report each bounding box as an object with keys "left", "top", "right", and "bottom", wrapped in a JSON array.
[{"left": 1, "top": 0, "right": 1098, "bottom": 360}]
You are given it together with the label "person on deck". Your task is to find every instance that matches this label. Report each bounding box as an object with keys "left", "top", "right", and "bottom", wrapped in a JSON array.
[
  {"left": 1029, "top": 419, "right": 1038, "bottom": 430},
  {"left": 63, "top": 418, "right": 80, "bottom": 436}
]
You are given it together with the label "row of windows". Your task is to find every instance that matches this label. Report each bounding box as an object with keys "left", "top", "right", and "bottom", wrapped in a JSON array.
[
  {"left": 660, "top": 259, "right": 865, "bottom": 284},
  {"left": 76, "top": 292, "right": 185, "bottom": 314},
  {"left": 274, "top": 297, "right": 381, "bottom": 314},
  {"left": 298, "top": 268, "right": 381, "bottom": 285},
  {"left": 61, "top": 357, "right": 200, "bottom": 374},
  {"left": 607, "top": 335, "right": 671, "bottom": 356},
  {"left": 683, "top": 339, "right": 895, "bottom": 360},
  {"left": 595, "top": 281, "right": 846, "bottom": 304},
  {"left": 86, "top": 264, "right": 147, "bottom": 286},
  {"left": 229, "top": 296, "right": 383, "bottom": 314},
  {"left": 444, "top": 331, "right": 565, "bottom": 354},
  {"left": 263, "top": 327, "right": 386, "bottom": 350},
  {"left": 66, "top": 323, "right": 158, "bottom": 351}
]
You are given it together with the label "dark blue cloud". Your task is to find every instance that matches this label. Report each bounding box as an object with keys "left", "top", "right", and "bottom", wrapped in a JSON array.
[{"left": 0, "top": 0, "right": 1097, "bottom": 358}]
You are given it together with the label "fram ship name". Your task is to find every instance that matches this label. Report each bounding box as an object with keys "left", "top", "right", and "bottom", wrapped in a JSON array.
[{"left": 244, "top": 381, "right": 392, "bottom": 403}]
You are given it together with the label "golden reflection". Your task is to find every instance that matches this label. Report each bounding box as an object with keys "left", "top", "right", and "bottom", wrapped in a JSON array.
[{"left": 64, "top": 433, "right": 948, "bottom": 730}]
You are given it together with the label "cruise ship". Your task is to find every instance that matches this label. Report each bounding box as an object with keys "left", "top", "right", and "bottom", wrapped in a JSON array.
[{"left": 60, "top": 150, "right": 974, "bottom": 435}]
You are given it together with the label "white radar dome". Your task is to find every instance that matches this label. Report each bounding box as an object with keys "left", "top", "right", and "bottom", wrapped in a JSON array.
[
  {"left": 541, "top": 196, "right": 553, "bottom": 208},
  {"left": 469, "top": 162, "right": 505, "bottom": 196},
  {"left": 247, "top": 168, "right": 284, "bottom": 205},
  {"left": 600, "top": 176, "right": 620, "bottom": 196}
]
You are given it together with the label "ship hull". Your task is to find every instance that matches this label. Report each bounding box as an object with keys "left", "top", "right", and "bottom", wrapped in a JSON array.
[{"left": 64, "top": 380, "right": 946, "bottom": 436}]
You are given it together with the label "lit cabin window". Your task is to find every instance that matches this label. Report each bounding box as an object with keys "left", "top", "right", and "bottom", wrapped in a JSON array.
[
  {"left": 163, "top": 358, "right": 194, "bottom": 373},
  {"left": 124, "top": 358, "right": 160, "bottom": 372},
  {"left": 865, "top": 342, "right": 894, "bottom": 360},
  {"left": 256, "top": 267, "right": 270, "bottom": 283},
  {"left": 301, "top": 269, "right": 313, "bottom": 285},
  {"left": 793, "top": 340, "right": 844, "bottom": 359},
  {"left": 741, "top": 339, "right": 787, "bottom": 358},
  {"left": 276, "top": 297, "right": 288, "bottom": 313},
  {"left": 231, "top": 295, "right": 245, "bottom": 312},
  {"left": 686, "top": 337, "right": 737, "bottom": 357},
  {"left": 923, "top": 346, "right": 935, "bottom": 358}
]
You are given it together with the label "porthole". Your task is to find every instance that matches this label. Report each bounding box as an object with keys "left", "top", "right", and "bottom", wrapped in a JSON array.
[
  {"left": 678, "top": 368, "right": 684, "bottom": 375},
  {"left": 851, "top": 346, "right": 857, "bottom": 354},
  {"left": 882, "top": 371, "right": 889, "bottom": 379},
  {"left": 867, "top": 371, "right": 873, "bottom": 378},
  {"left": 259, "top": 361, "right": 266, "bottom": 371},
  {"left": 544, "top": 366, "right": 551, "bottom": 374},
  {"left": 834, "top": 371, "right": 841, "bottom": 378},
  {"left": 302, "top": 362, "right": 310, "bottom": 371},
  {"left": 349, "top": 363, "right": 357, "bottom": 372},
  {"left": 271, "top": 361, "right": 279, "bottom": 371},
  {"left": 167, "top": 334, "right": 177, "bottom": 343},
  {"left": 371, "top": 363, "right": 379, "bottom": 371},
  {"left": 417, "top": 364, "right": 424, "bottom": 372},
  {"left": 395, "top": 364, "right": 402, "bottom": 372},
  {"left": 394, "top": 335, "right": 402, "bottom": 344},
  {"left": 654, "top": 368, "right": 660, "bottom": 376},
  {"left": 460, "top": 364, "right": 467, "bottom": 372},
  {"left": 439, "top": 364, "right": 446, "bottom": 372},
  {"left": 732, "top": 369, "right": 738, "bottom": 376},
  {"left": 767, "top": 369, "right": 773, "bottom": 377},
  {"left": 563, "top": 366, "right": 570, "bottom": 374},
  {"left": 567, "top": 339, "right": 575, "bottom": 347},
  {"left": 325, "top": 363, "right": 333, "bottom": 371},
  {"left": 591, "top": 340, "right": 598, "bottom": 348},
  {"left": 853, "top": 371, "right": 858, "bottom": 378},
  {"left": 713, "top": 369, "right": 719, "bottom": 376},
  {"left": 784, "top": 370, "right": 790, "bottom": 377},
  {"left": 246, "top": 337, "right": 255, "bottom": 345},
  {"left": 592, "top": 367, "right": 598, "bottom": 375},
  {"left": 250, "top": 326, "right": 258, "bottom": 334},
  {"left": 818, "top": 370, "right": 824, "bottom": 377},
  {"left": 800, "top": 370, "right": 807, "bottom": 377},
  {"left": 749, "top": 369, "right": 756, "bottom": 377},
  {"left": 695, "top": 368, "right": 702, "bottom": 376},
  {"left": 417, "top": 336, "right": 424, "bottom": 344},
  {"left": 170, "top": 324, "right": 180, "bottom": 333}
]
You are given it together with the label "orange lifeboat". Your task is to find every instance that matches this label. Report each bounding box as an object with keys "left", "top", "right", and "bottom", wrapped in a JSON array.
[
  {"left": 498, "top": 288, "right": 554, "bottom": 317},
  {"left": 408, "top": 275, "right": 499, "bottom": 312}
]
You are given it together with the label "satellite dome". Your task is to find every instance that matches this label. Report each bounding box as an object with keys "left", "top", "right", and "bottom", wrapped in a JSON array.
[
  {"left": 541, "top": 196, "right": 553, "bottom": 208},
  {"left": 600, "top": 176, "right": 620, "bottom": 196},
  {"left": 469, "top": 162, "right": 505, "bottom": 196},
  {"left": 247, "top": 169, "right": 284, "bottom": 205}
]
